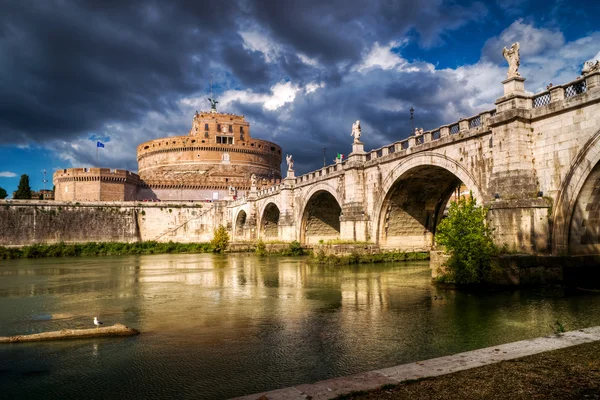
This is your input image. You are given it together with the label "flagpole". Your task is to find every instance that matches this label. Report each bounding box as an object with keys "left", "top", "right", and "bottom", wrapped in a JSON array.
[{"left": 96, "top": 145, "right": 99, "bottom": 167}]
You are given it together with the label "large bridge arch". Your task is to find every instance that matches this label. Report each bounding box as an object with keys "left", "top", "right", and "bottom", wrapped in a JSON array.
[
  {"left": 259, "top": 201, "right": 281, "bottom": 240},
  {"left": 299, "top": 183, "right": 343, "bottom": 245},
  {"left": 553, "top": 128, "right": 600, "bottom": 255},
  {"left": 374, "top": 153, "right": 485, "bottom": 250}
]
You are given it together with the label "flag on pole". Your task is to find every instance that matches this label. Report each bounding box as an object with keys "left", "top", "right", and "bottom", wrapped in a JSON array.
[{"left": 97, "top": 141, "right": 105, "bottom": 148}]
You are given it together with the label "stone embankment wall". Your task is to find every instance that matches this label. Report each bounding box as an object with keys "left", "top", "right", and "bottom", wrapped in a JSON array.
[{"left": 0, "top": 200, "right": 225, "bottom": 246}]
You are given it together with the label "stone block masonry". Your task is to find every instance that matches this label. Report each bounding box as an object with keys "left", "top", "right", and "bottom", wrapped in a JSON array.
[{"left": 0, "top": 200, "right": 224, "bottom": 246}]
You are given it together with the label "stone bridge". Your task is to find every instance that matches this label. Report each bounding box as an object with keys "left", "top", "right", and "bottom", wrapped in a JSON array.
[{"left": 228, "top": 71, "right": 600, "bottom": 255}]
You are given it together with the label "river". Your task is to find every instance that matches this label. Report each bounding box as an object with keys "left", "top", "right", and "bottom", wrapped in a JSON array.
[{"left": 1, "top": 254, "right": 600, "bottom": 399}]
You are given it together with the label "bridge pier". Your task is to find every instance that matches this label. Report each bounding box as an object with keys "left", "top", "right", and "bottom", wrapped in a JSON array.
[
  {"left": 340, "top": 203, "right": 370, "bottom": 242},
  {"left": 488, "top": 199, "right": 551, "bottom": 253},
  {"left": 484, "top": 76, "right": 552, "bottom": 253}
]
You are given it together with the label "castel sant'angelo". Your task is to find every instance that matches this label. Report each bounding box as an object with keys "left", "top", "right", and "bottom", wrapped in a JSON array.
[{"left": 53, "top": 100, "right": 282, "bottom": 202}]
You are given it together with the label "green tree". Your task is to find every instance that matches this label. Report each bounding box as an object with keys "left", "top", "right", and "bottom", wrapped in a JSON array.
[
  {"left": 211, "top": 225, "right": 230, "bottom": 253},
  {"left": 435, "top": 194, "right": 496, "bottom": 284},
  {"left": 0, "top": 187, "right": 7, "bottom": 199},
  {"left": 14, "top": 174, "right": 32, "bottom": 199}
]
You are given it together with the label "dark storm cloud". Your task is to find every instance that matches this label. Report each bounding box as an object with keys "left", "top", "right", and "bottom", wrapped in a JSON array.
[
  {"left": 0, "top": 0, "right": 493, "bottom": 173},
  {"left": 0, "top": 0, "right": 240, "bottom": 144},
  {"left": 222, "top": 43, "right": 271, "bottom": 86},
  {"left": 223, "top": 63, "right": 490, "bottom": 173}
]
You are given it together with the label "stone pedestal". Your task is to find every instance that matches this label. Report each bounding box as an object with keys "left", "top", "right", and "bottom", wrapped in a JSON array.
[
  {"left": 502, "top": 76, "right": 526, "bottom": 96},
  {"left": 286, "top": 169, "right": 295, "bottom": 179},
  {"left": 248, "top": 186, "right": 257, "bottom": 200},
  {"left": 585, "top": 71, "right": 600, "bottom": 90},
  {"left": 351, "top": 142, "right": 365, "bottom": 154}
]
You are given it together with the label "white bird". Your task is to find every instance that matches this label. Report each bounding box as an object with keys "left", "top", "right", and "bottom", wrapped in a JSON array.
[{"left": 93, "top": 317, "right": 103, "bottom": 329}]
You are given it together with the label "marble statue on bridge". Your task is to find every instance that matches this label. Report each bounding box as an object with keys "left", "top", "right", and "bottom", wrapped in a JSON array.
[
  {"left": 286, "top": 154, "right": 294, "bottom": 171},
  {"left": 351, "top": 120, "right": 362, "bottom": 143},
  {"left": 583, "top": 59, "right": 600, "bottom": 76},
  {"left": 502, "top": 42, "right": 521, "bottom": 79}
]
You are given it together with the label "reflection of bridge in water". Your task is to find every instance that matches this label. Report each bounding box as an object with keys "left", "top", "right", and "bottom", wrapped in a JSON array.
[{"left": 229, "top": 71, "right": 600, "bottom": 256}]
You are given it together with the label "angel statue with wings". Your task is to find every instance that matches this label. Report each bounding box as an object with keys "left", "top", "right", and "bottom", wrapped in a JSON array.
[
  {"left": 351, "top": 120, "right": 361, "bottom": 143},
  {"left": 286, "top": 154, "right": 294, "bottom": 171},
  {"left": 208, "top": 98, "right": 218, "bottom": 113},
  {"left": 502, "top": 42, "right": 521, "bottom": 79}
]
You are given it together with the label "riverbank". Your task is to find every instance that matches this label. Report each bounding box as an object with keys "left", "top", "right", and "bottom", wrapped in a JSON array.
[
  {"left": 0, "top": 241, "right": 213, "bottom": 259},
  {"left": 341, "top": 339, "right": 600, "bottom": 399},
  {"left": 234, "top": 326, "right": 600, "bottom": 400}
]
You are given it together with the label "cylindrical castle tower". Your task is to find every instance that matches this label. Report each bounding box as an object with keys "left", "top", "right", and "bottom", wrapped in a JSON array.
[{"left": 136, "top": 108, "right": 282, "bottom": 201}]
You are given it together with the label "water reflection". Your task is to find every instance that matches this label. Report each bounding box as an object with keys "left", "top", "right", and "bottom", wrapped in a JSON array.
[{"left": 0, "top": 254, "right": 600, "bottom": 399}]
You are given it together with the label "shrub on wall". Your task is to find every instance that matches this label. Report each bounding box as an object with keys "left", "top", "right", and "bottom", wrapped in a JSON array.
[
  {"left": 435, "top": 194, "right": 496, "bottom": 284},
  {"left": 255, "top": 239, "right": 266, "bottom": 256},
  {"left": 211, "top": 225, "right": 230, "bottom": 253}
]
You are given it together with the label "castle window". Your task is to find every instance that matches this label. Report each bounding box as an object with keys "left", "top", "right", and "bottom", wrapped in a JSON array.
[
  {"left": 217, "top": 124, "right": 221, "bottom": 132},
  {"left": 240, "top": 126, "right": 244, "bottom": 134},
  {"left": 204, "top": 132, "right": 209, "bottom": 138},
  {"left": 217, "top": 136, "right": 233, "bottom": 144},
  {"left": 271, "top": 146, "right": 275, "bottom": 151},
  {"left": 229, "top": 125, "right": 233, "bottom": 133},
  {"left": 240, "top": 133, "right": 245, "bottom": 141},
  {"left": 205, "top": 123, "right": 209, "bottom": 131}
]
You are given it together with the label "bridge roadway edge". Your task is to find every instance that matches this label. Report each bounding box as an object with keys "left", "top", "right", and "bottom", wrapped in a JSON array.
[{"left": 230, "top": 326, "right": 600, "bottom": 400}]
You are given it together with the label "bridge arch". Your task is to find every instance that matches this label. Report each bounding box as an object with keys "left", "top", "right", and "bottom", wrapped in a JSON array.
[
  {"left": 259, "top": 202, "right": 281, "bottom": 240},
  {"left": 234, "top": 209, "right": 248, "bottom": 241},
  {"left": 553, "top": 128, "right": 600, "bottom": 254},
  {"left": 299, "top": 183, "right": 343, "bottom": 245},
  {"left": 374, "top": 152, "right": 485, "bottom": 250}
]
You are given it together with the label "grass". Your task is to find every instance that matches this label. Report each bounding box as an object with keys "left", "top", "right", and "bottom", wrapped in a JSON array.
[
  {"left": 312, "top": 251, "right": 429, "bottom": 265},
  {"left": 255, "top": 240, "right": 305, "bottom": 256},
  {"left": 321, "top": 239, "right": 373, "bottom": 245},
  {"left": 0, "top": 241, "right": 213, "bottom": 260}
]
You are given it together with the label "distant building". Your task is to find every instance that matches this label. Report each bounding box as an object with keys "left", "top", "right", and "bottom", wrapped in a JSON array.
[
  {"left": 136, "top": 110, "right": 282, "bottom": 201},
  {"left": 53, "top": 108, "right": 282, "bottom": 202},
  {"left": 32, "top": 189, "right": 54, "bottom": 200},
  {"left": 11, "top": 189, "right": 54, "bottom": 200},
  {"left": 53, "top": 168, "right": 139, "bottom": 202}
]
